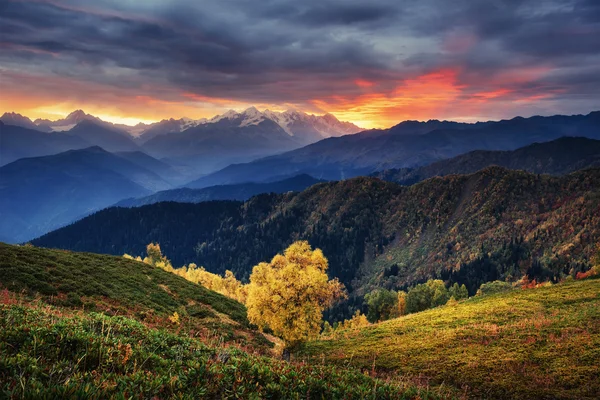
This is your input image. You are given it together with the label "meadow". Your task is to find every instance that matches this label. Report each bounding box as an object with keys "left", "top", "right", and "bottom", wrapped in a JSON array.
[
  {"left": 299, "top": 278, "right": 600, "bottom": 399},
  {"left": 0, "top": 243, "right": 443, "bottom": 399},
  {"left": 0, "top": 301, "right": 442, "bottom": 399}
]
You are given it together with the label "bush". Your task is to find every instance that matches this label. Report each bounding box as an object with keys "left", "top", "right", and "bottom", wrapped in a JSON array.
[
  {"left": 448, "top": 283, "right": 468, "bottom": 300},
  {"left": 476, "top": 281, "right": 513, "bottom": 296},
  {"left": 405, "top": 279, "right": 450, "bottom": 314},
  {"left": 364, "top": 289, "right": 398, "bottom": 322}
]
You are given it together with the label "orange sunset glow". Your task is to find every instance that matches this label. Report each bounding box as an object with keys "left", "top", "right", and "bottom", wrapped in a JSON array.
[
  {"left": 0, "top": 66, "right": 577, "bottom": 129},
  {"left": 1, "top": 0, "right": 598, "bottom": 128}
]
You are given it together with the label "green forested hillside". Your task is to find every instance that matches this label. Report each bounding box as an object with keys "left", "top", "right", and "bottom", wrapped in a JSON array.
[
  {"left": 33, "top": 167, "right": 600, "bottom": 319},
  {"left": 299, "top": 278, "right": 600, "bottom": 400}
]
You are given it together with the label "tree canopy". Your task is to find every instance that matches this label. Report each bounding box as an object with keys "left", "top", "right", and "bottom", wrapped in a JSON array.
[{"left": 246, "top": 241, "right": 345, "bottom": 348}]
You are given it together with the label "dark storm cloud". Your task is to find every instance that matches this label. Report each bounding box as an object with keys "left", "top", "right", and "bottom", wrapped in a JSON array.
[
  {"left": 0, "top": 0, "right": 599, "bottom": 116},
  {"left": 294, "top": 3, "right": 397, "bottom": 26}
]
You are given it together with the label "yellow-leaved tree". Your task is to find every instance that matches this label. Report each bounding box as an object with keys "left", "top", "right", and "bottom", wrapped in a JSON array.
[
  {"left": 125, "top": 243, "right": 248, "bottom": 303},
  {"left": 246, "top": 241, "right": 345, "bottom": 349}
]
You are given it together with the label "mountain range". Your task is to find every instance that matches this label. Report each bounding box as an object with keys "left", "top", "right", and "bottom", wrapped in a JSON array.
[
  {"left": 186, "top": 111, "right": 600, "bottom": 188},
  {"left": 31, "top": 166, "right": 600, "bottom": 322},
  {"left": 3, "top": 128, "right": 600, "bottom": 244},
  {"left": 116, "top": 174, "right": 324, "bottom": 207},
  {"left": 0, "top": 146, "right": 174, "bottom": 243},
  {"left": 372, "top": 136, "right": 600, "bottom": 185},
  {"left": 136, "top": 107, "right": 360, "bottom": 143},
  {"left": 0, "top": 120, "right": 137, "bottom": 166},
  {"left": 0, "top": 108, "right": 361, "bottom": 143},
  {"left": 1, "top": 108, "right": 361, "bottom": 173}
]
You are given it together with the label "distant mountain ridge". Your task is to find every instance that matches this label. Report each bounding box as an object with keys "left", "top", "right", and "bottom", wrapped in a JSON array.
[
  {"left": 115, "top": 174, "right": 325, "bottom": 207},
  {"left": 136, "top": 107, "right": 361, "bottom": 144},
  {"left": 0, "top": 122, "right": 90, "bottom": 166},
  {"left": 0, "top": 120, "right": 140, "bottom": 165},
  {"left": 1, "top": 108, "right": 361, "bottom": 143},
  {"left": 137, "top": 107, "right": 362, "bottom": 172},
  {"left": 372, "top": 136, "right": 600, "bottom": 185},
  {"left": 1, "top": 108, "right": 362, "bottom": 174},
  {"left": 34, "top": 110, "right": 121, "bottom": 132},
  {"left": 185, "top": 111, "right": 600, "bottom": 188},
  {"left": 0, "top": 146, "right": 174, "bottom": 243},
  {"left": 0, "top": 112, "right": 49, "bottom": 132}
]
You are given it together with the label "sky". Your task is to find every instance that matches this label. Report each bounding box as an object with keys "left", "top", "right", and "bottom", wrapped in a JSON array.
[{"left": 1, "top": 0, "right": 599, "bottom": 128}]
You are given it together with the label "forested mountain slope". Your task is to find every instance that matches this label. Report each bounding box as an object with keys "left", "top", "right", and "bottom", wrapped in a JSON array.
[
  {"left": 116, "top": 174, "right": 324, "bottom": 207},
  {"left": 373, "top": 136, "right": 600, "bottom": 185},
  {"left": 33, "top": 168, "right": 600, "bottom": 315},
  {"left": 0, "top": 146, "right": 173, "bottom": 243}
]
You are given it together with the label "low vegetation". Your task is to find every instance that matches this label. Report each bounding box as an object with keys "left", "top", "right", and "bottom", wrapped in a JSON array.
[
  {"left": 299, "top": 278, "right": 600, "bottom": 399},
  {"left": 0, "top": 243, "right": 444, "bottom": 399},
  {"left": 127, "top": 241, "right": 346, "bottom": 350},
  {"left": 0, "top": 301, "right": 441, "bottom": 399},
  {"left": 0, "top": 242, "right": 269, "bottom": 351}
]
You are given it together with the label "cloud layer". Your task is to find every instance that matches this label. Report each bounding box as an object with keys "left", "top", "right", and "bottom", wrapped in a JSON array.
[{"left": 1, "top": 0, "right": 599, "bottom": 127}]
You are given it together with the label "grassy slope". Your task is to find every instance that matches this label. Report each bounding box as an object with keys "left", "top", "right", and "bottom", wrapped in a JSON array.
[
  {"left": 0, "top": 304, "right": 441, "bottom": 399},
  {"left": 0, "top": 242, "right": 439, "bottom": 399},
  {"left": 299, "top": 279, "right": 600, "bottom": 400},
  {"left": 0, "top": 242, "right": 268, "bottom": 350}
]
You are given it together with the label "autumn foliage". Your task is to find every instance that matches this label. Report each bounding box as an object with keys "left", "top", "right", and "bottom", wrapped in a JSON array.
[
  {"left": 246, "top": 241, "right": 346, "bottom": 348},
  {"left": 576, "top": 243, "right": 600, "bottom": 279},
  {"left": 126, "top": 242, "right": 346, "bottom": 348},
  {"left": 127, "top": 244, "right": 247, "bottom": 303}
]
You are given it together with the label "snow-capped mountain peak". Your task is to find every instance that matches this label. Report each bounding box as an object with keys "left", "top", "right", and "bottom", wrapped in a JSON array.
[
  {"left": 210, "top": 109, "right": 239, "bottom": 123},
  {"left": 0, "top": 112, "right": 45, "bottom": 131},
  {"left": 239, "top": 107, "right": 267, "bottom": 127},
  {"left": 2, "top": 107, "right": 362, "bottom": 145},
  {"left": 256, "top": 108, "right": 362, "bottom": 140}
]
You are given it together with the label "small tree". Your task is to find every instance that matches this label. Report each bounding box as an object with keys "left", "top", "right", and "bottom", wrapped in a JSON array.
[
  {"left": 405, "top": 279, "right": 449, "bottom": 313},
  {"left": 246, "top": 241, "right": 345, "bottom": 349},
  {"left": 364, "top": 288, "right": 398, "bottom": 322},
  {"left": 406, "top": 283, "right": 432, "bottom": 314},
  {"left": 143, "top": 243, "right": 172, "bottom": 270},
  {"left": 341, "top": 310, "right": 370, "bottom": 330},
  {"left": 428, "top": 280, "right": 449, "bottom": 307},
  {"left": 448, "top": 282, "right": 469, "bottom": 301},
  {"left": 395, "top": 291, "right": 407, "bottom": 317}
]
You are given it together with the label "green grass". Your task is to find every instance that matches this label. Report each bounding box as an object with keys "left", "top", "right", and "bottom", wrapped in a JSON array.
[
  {"left": 0, "top": 242, "right": 269, "bottom": 350},
  {"left": 299, "top": 279, "right": 600, "bottom": 399},
  {"left": 0, "top": 303, "right": 442, "bottom": 399}
]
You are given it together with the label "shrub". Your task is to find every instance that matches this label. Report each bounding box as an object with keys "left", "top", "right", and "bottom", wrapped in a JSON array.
[
  {"left": 476, "top": 281, "right": 513, "bottom": 296},
  {"left": 364, "top": 288, "right": 398, "bottom": 322},
  {"left": 576, "top": 265, "right": 599, "bottom": 280},
  {"left": 448, "top": 283, "right": 468, "bottom": 300},
  {"left": 405, "top": 279, "right": 449, "bottom": 314}
]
